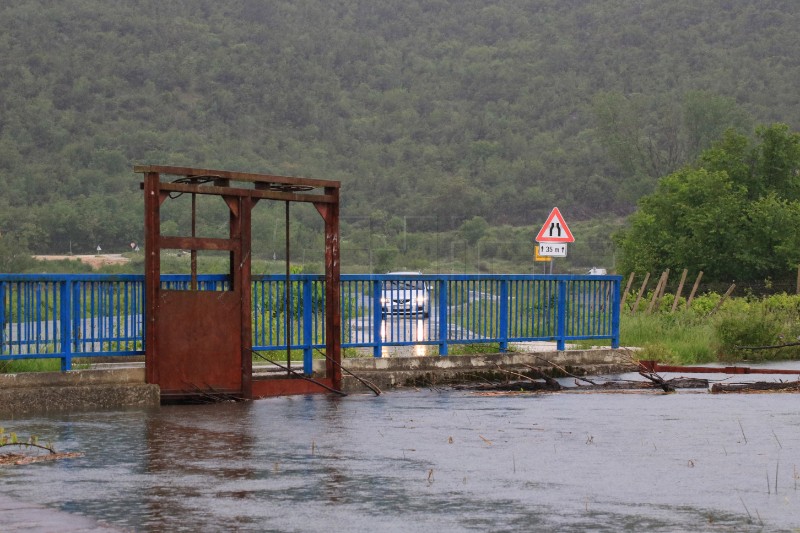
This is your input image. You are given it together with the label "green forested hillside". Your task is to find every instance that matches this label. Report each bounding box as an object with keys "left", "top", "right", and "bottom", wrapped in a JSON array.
[{"left": 1, "top": 0, "right": 799, "bottom": 272}]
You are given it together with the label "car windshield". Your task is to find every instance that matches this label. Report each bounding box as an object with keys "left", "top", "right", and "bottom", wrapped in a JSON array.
[{"left": 384, "top": 280, "right": 425, "bottom": 290}]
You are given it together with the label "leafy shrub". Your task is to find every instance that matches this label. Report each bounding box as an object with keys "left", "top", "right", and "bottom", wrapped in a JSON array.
[
  {"left": 762, "top": 292, "right": 800, "bottom": 317},
  {"left": 714, "top": 311, "right": 781, "bottom": 361}
]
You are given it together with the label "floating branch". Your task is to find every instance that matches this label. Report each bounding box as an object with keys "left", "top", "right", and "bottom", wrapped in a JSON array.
[{"left": 0, "top": 428, "right": 83, "bottom": 466}]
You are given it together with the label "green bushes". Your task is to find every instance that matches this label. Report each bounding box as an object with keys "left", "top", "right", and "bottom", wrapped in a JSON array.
[{"left": 622, "top": 291, "right": 800, "bottom": 364}]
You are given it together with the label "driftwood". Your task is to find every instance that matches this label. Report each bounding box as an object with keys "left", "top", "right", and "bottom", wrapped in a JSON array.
[
  {"left": 461, "top": 380, "right": 561, "bottom": 392},
  {"left": 711, "top": 381, "right": 800, "bottom": 394},
  {"left": 530, "top": 357, "right": 597, "bottom": 385},
  {"left": 574, "top": 377, "right": 707, "bottom": 391},
  {"left": 455, "top": 367, "right": 707, "bottom": 393},
  {"left": 459, "top": 377, "right": 708, "bottom": 393},
  {"left": 493, "top": 364, "right": 562, "bottom": 390},
  {"left": 637, "top": 364, "right": 675, "bottom": 392},
  {"left": 0, "top": 451, "right": 83, "bottom": 466}
]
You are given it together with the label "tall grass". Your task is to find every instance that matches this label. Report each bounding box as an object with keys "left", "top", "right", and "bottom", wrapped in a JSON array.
[
  {"left": 620, "top": 313, "right": 716, "bottom": 364},
  {"left": 617, "top": 291, "right": 800, "bottom": 365},
  {"left": 0, "top": 358, "right": 64, "bottom": 373}
]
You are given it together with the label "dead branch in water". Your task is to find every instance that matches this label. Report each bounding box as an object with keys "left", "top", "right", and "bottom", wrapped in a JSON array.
[
  {"left": 711, "top": 381, "right": 800, "bottom": 394},
  {"left": 494, "top": 364, "right": 561, "bottom": 391},
  {"left": 637, "top": 368, "right": 676, "bottom": 393},
  {"left": 530, "top": 357, "right": 598, "bottom": 385},
  {"left": 1, "top": 451, "right": 83, "bottom": 466}
]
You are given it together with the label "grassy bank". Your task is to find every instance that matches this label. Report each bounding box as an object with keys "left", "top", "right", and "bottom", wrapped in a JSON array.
[{"left": 613, "top": 292, "right": 800, "bottom": 365}]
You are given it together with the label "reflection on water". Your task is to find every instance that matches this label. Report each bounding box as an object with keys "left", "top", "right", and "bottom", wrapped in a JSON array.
[
  {"left": 2, "top": 391, "right": 799, "bottom": 532},
  {"left": 415, "top": 318, "right": 426, "bottom": 356},
  {"left": 381, "top": 316, "right": 431, "bottom": 357}
]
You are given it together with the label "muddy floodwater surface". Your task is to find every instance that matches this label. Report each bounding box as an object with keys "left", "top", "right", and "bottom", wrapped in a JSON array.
[{"left": 2, "top": 383, "right": 800, "bottom": 532}]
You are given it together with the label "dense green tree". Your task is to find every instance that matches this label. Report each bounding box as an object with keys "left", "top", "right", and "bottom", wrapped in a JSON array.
[
  {"left": 0, "top": 232, "right": 35, "bottom": 273},
  {"left": 459, "top": 216, "right": 489, "bottom": 245},
  {"left": 616, "top": 124, "right": 800, "bottom": 281}
]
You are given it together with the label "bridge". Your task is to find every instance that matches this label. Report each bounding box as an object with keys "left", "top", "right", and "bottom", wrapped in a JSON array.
[{"left": 0, "top": 272, "right": 620, "bottom": 373}]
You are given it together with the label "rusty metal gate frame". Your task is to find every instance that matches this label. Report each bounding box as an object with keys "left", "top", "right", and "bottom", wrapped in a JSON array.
[{"left": 137, "top": 165, "right": 341, "bottom": 400}]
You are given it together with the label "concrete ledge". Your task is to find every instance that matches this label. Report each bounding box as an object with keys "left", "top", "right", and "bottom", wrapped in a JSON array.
[
  {"left": 0, "top": 367, "right": 146, "bottom": 388},
  {"left": 0, "top": 368, "right": 159, "bottom": 416},
  {"left": 320, "top": 349, "right": 636, "bottom": 393}
]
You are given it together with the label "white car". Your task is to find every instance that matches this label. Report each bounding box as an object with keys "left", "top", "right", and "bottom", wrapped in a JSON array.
[{"left": 380, "top": 272, "right": 430, "bottom": 317}]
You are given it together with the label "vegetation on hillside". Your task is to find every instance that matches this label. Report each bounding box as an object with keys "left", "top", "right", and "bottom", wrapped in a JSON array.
[{"left": 1, "top": 1, "right": 799, "bottom": 275}]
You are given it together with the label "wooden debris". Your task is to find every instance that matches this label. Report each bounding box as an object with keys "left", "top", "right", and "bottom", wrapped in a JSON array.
[
  {"left": 457, "top": 380, "right": 560, "bottom": 392},
  {"left": 493, "top": 364, "right": 562, "bottom": 390},
  {"left": 0, "top": 451, "right": 83, "bottom": 466},
  {"left": 711, "top": 381, "right": 800, "bottom": 394},
  {"left": 637, "top": 362, "right": 675, "bottom": 392},
  {"left": 575, "top": 377, "right": 707, "bottom": 390}
]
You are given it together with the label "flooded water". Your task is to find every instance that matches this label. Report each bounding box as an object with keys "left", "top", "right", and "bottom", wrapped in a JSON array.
[{"left": 2, "top": 385, "right": 800, "bottom": 531}]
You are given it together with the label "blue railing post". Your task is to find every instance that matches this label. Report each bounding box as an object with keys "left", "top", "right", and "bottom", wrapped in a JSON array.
[
  {"left": 438, "top": 279, "right": 448, "bottom": 355},
  {"left": 302, "top": 278, "right": 313, "bottom": 374},
  {"left": 556, "top": 279, "right": 567, "bottom": 351},
  {"left": 499, "top": 279, "right": 509, "bottom": 352},
  {"left": 59, "top": 279, "right": 73, "bottom": 371},
  {"left": 372, "top": 279, "right": 383, "bottom": 358},
  {"left": 611, "top": 277, "right": 621, "bottom": 348},
  {"left": 72, "top": 282, "right": 81, "bottom": 355},
  {"left": 0, "top": 281, "right": 5, "bottom": 354}
]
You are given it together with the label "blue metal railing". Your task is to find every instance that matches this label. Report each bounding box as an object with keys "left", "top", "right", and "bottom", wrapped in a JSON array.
[{"left": 1, "top": 273, "right": 621, "bottom": 372}]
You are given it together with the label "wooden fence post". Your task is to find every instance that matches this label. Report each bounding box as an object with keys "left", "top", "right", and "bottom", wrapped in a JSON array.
[
  {"left": 632, "top": 272, "right": 650, "bottom": 314},
  {"left": 646, "top": 270, "right": 668, "bottom": 314},
  {"left": 796, "top": 264, "right": 800, "bottom": 295},
  {"left": 658, "top": 268, "right": 670, "bottom": 299},
  {"left": 671, "top": 269, "right": 688, "bottom": 313},
  {"left": 686, "top": 271, "right": 703, "bottom": 311},
  {"left": 709, "top": 283, "right": 736, "bottom": 316},
  {"left": 621, "top": 272, "right": 635, "bottom": 312}
]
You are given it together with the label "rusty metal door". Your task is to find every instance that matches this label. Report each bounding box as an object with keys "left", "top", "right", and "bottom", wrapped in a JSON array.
[{"left": 138, "top": 166, "right": 340, "bottom": 401}]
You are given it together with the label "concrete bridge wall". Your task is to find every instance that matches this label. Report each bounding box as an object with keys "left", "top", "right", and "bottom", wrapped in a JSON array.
[{"left": 0, "top": 349, "right": 634, "bottom": 414}]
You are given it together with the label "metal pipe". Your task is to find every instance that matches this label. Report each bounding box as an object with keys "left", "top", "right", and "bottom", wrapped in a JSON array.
[
  {"left": 640, "top": 361, "right": 800, "bottom": 375},
  {"left": 285, "top": 201, "right": 291, "bottom": 374},
  {"left": 190, "top": 192, "right": 197, "bottom": 290}
]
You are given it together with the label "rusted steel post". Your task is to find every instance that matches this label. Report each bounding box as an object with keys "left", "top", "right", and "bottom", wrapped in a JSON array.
[
  {"left": 239, "top": 196, "right": 253, "bottom": 398},
  {"left": 143, "top": 171, "right": 161, "bottom": 386},
  {"left": 318, "top": 187, "right": 342, "bottom": 390},
  {"left": 190, "top": 192, "right": 197, "bottom": 290},
  {"left": 285, "top": 201, "right": 291, "bottom": 374}
]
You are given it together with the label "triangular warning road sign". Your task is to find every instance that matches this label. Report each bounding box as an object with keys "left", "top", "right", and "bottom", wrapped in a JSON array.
[{"left": 535, "top": 207, "right": 574, "bottom": 243}]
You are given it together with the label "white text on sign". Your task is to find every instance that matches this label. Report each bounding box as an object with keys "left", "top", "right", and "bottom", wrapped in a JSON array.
[{"left": 538, "top": 243, "right": 567, "bottom": 257}]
